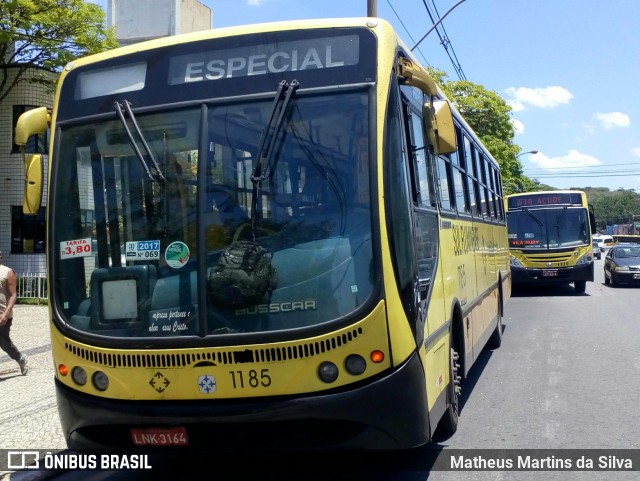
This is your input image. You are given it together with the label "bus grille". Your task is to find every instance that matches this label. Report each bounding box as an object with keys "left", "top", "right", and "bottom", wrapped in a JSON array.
[
  {"left": 522, "top": 252, "right": 574, "bottom": 263},
  {"left": 63, "top": 328, "right": 363, "bottom": 368}
]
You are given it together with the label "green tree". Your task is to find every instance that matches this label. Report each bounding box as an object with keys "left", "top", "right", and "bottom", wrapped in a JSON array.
[
  {"left": 0, "top": 0, "right": 117, "bottom": 102},
  {"left": 427, "top": 67, "right": 535, "bottom": 194},
  {"left": 586, "top": 187, "right": 640, "bottom": 231}
]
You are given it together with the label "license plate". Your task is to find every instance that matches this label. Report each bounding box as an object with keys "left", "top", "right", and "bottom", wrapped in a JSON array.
[
  {"left": 542, "top": 270, "right": 558, "bottom": 277},
  {"left": 131, "top": 427, "right": 188, "bottom": 446}
]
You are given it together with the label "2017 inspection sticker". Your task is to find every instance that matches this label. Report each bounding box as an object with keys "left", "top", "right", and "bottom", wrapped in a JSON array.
[{"left": 126, "top": 240, "right": 160, "bottom": 261}]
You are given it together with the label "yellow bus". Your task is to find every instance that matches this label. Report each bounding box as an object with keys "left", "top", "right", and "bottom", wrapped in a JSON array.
[
  {"left": 506, "top": 190, "right": 596, "bottom": 293},
  {"left": 15, "top": 17, "right": 510, "bottom": 451},
  {"left": 612, "top": 234, "right": 640, "bottom": 245}
]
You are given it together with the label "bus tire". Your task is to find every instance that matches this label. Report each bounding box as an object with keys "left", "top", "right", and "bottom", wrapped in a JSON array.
[
  {"left": 439, "top": 346, "right": 460, "bottom": 435},
  {"left": 574, "top": 280, "right": 586, "bottom": 293}
]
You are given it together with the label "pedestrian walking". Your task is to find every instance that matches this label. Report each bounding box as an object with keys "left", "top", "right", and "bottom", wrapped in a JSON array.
[{"left": 0, "top": 251, "right": 28, "bottom": 375}]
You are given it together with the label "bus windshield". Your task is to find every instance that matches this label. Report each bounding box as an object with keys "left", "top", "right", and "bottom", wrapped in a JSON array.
[
  {"left": 507, "top": 207, "right": 590, "bottom": 249},
  {"left": 52, "top": 89, "right": 374, "bottom": 338}
]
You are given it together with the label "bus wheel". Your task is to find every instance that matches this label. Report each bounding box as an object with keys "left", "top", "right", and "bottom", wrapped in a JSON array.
[
  {"left": 574, "top": 280, "right": 586, "bottom": 293},
  {"left": 439, "top": 347, "right": 461, "bottom": 435}
]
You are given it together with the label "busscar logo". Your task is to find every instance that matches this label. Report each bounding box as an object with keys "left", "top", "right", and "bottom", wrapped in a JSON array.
[
  {"left": 234, "top": 300, "right": 316, "bottom": 316},
  {"left": 7, "top": 451, "right": 40, "bottom": 469}
]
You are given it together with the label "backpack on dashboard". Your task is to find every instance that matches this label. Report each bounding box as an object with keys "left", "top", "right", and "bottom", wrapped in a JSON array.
[{"left": 208, "top": 240, "right": 277, "bottom": 309}]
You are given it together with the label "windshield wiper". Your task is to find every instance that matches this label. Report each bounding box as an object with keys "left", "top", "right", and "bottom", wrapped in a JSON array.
[
  {"left": 250, "top": 79, "right": 299, "bottom": 240},
  {"left": 523, "top": 207, "right": 543, "bottom": 227},
  {"left": 114, "top": 100, "right": 166, "bottom": 182}
]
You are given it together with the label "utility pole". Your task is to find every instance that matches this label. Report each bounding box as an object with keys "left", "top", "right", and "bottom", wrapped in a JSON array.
[{"left": 367, "top": 0, "right": 377, "bottom": 16}]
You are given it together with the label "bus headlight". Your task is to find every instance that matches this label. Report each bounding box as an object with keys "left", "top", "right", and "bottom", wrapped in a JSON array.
[
  {"left": 510, "top": 255, "right": 524, "bottom": 268},
  {"left": 576, "top": 253, "right": 593, "bottom": 265},
  {"left": 71, "top": 366, "right": 87, "bottom": 386},
  {"left": 318, "top": 361, "right": 339, "bottom": 383},
  {"left": 92, "top": 371, "right": 109, "bottom": 391},
  {"left": 345, "top": 354, "right": 366, "bottom": 375}
]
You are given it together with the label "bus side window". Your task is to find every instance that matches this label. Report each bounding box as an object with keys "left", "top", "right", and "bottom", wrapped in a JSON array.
[
  {"left": 485, "top": 160, "right": 498, "bottom": 221},
  {"left": 465, "top": 141, "right": 481, "bottom": 217},
  {"left": 476, "top": 153, "right": 490, "bottom": 218},
  {"left": 450, "top": 129, "right": 468, "bottom": 215},
  {"left": 436, "top": 155, "right": 455, "bottom": 211},
  {"left": 407, "top": 108, "right": 436, "bottom": 208},
  {"left": 455, "top": 129, "right": 472, "bottom": 215},
  {"left": 492, "top": 167, "right": 504, "bottom": 221},
  {"left": 402, "top": 93, "right": 439, "bottom": 292}
]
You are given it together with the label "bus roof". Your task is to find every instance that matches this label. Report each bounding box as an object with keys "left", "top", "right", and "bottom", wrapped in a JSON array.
[{"left": 63, "top": 17, "right": 396, "bottom": 69}]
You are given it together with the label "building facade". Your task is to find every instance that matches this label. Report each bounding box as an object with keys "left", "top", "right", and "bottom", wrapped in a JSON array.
[{"left": 0, "top": 65, "right": 54, "bottom": 276}]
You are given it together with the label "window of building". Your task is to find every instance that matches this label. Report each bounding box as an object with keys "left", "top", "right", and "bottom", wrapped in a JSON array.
[
  {"left": 11, "top": 206, "right": 46, "bottom": 253},
  {"left": 12, "top": 105, "right": 47, "bottom": 154}
]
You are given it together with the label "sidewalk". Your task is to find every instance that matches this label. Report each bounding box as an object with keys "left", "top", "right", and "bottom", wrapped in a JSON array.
[{"left": 0, "top": 305, "right": 66, "bottom": 450}]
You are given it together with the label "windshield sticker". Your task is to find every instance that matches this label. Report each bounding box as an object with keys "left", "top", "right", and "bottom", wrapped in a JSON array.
[
  {"left": 60, "top": 238, "right": 93, "bottom": 260},
  {"left": 126, "top": 240, "right": 161, "bottom": 261},
  {"left": 165, "top": 241, "right": 190, "bottom": 269},
  {"left": 511, "top": 240, "right": 540, "bottom": 246},
  {"left": 148, "top": 305, "right": 197, "bottom": 335}
]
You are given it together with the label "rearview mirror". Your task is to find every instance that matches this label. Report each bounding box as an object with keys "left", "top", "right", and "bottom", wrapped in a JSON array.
[
  {"left": 23, "top": 154, "right": 43, "bottom": 215},
  {"left": 423, "top": 99, "right": 457, "bottom": 155}
]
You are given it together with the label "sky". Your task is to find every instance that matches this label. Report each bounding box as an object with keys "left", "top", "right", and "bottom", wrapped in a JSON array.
[{"left": 92, "top": 0, "right": 640, "bottom": 192}]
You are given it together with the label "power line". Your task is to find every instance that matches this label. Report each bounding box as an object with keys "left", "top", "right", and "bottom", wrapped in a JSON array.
[
  {"left": 385, "top": 0, "right": 432, "bottom": 67},
  {"left": 525, "top": 171, "right": 640, "bottom": 179},
  {"left": 423, "top": 0, "right": 467, "bottom": 80},
  {"left": 387, "top": 0, "right": 468, "bottom": 80},
  {"left": 524, "top": 163, "right": 640, "bottom": 178}
]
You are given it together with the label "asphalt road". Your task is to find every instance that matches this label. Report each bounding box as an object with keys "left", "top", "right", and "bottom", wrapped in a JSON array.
[{"left": 2, "top": 257, "right": 639, "bottom": 480}]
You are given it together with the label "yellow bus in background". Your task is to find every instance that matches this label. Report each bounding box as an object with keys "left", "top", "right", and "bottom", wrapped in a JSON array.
[
  {"left": 506, "top": 190, "right": 596, "bottom": 293},
  {"left": 612, "top": 234, "right": 640, "bottom": 245},
  {"left": 15, "top": 17, "right": 509, "bottom": 451}
]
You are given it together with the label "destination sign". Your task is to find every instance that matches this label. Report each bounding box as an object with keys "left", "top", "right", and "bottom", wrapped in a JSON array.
[
  {"left": 168, "top": 35, "right": 360, "bottom": 85},
  {"left": 507, "top": 192, "right": 583, "bottom": 209}
]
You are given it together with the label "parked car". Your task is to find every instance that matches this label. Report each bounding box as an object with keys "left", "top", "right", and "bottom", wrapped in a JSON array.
[
  {"left": 592, "top": 240, "right": 601, "bottom": 259},
  {"left": 604, "top": 244, "right": 640, "bottom": 286}
]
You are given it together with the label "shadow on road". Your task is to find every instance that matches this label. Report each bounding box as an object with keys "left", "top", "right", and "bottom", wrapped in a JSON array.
[{"left": 511, "top": 283, "right": 590, "bottom": 298}]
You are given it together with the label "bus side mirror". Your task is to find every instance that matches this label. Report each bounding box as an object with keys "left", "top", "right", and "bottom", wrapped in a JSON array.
[
  {"left": 15, "top": 107, "right": 49, "bottom": 215},
  {"left": 588, "top": 204, "right": 596, "bottom": 233},
  {"left": 23, "top": 154, "right": 43, "bottom": 215},
  {"left": 423, "top": 100, "right": 456, "bottom": 155},
  {"left": 15, "top": 107, "right": 49, "bottom": 145}
]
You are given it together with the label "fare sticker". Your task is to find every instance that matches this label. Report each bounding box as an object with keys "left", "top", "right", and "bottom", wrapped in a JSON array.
[{"left": 60, "top": 238, "right": 92, "bottom": 260}]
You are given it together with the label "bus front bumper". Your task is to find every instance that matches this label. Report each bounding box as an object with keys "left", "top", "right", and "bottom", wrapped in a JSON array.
[
  {"left": 55, "top": 350, "right": 431, "bottom": 452},
  {"left": 511, "top": 262, "right": 594, "bottom": 285}
]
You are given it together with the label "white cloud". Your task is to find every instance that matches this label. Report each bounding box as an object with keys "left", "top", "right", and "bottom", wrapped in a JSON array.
[
  {"left": 511, "top": 118, "right": 524, "bottom": 134},
  {"left": 631, "top": 147, "right": 640, "bottom": 157},
  {"left": 505, "top": 86, "right": 573, "bottom": 112},
  {"left": 594, "top": 112, "right": 630, "bottom": 129},
  {"left": 528, "top": 149, "right": 601, "bottom": 170},
  {"left": 247, "top": 0, "right": 263, "bottom": 5}
]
